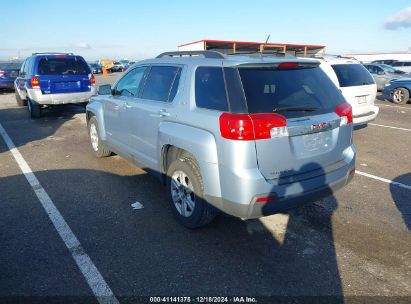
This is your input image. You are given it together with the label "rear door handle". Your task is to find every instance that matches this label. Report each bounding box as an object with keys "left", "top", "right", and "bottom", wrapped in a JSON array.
[{"left": 158, "top": 109, "right": 170, "bottom": 117}]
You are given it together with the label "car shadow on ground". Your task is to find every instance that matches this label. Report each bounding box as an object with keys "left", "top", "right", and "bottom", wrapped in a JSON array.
[
  {"left": 391, "top": 173, "right": 411, "bottom": 231},
  {"left": 0, "top": 102, "right": 85, "bottom": 150},
  {"left": 0, "top": 165, "right": 344, "bottom": 301}
]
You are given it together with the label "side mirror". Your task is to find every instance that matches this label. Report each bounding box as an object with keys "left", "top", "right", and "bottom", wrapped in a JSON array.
[
  {"left": 377, "top": 71, "right": 385, "bottom": 75},
  {"left": 98, "top": 84, "right": 112, "bottom": 95}
]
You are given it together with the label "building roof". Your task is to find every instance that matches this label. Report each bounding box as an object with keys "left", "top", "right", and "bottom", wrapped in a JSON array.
[{"left": 178, "top": 39, "right": 325, "bottom": 55}]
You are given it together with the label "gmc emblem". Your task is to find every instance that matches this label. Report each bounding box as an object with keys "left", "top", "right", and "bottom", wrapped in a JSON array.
[{"left": 311, "top": 122, "right": 328, "bottom": 131}]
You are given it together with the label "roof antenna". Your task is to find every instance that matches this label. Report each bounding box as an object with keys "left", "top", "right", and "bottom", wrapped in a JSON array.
[{"left": 261, "top": 34, "right": 270, "bottom": 58}]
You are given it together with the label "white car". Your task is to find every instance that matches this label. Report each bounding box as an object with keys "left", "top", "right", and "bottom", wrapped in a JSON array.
[
  {"left": 315, "top": 57, "right": 378, "bottom": 126},
  {"left": 392, "top": 61, "right": 411, "bottom": 73}
]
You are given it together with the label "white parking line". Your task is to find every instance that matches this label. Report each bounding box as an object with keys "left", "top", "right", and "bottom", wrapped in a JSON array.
[
  {"left": 376, "top": 103, "right": 410, "bottom": 110},
  {"left": 369, "top": 123, "right": 411, "bottom": 132},
  {"left": 0, "top": 123, "right": 118, "bottom": 304},
  {"left": 356, "top": 170, "right": 411, "bottom": 191}
]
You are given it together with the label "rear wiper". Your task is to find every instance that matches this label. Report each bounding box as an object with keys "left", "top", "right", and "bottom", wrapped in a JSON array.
[{"left": 273, "top": 106, "right": 317, "bottom": 112}]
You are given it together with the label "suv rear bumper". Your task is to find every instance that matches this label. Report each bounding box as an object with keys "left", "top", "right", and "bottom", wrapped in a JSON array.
[
  {"left": 27, "top": 87, "right": 96, "bottom": 105},
  {"left": 205, "top": 144, "right": 356, "bottom": 219},
  {"left": 352, "top": 105, "right": 379, "bottom": 125}
]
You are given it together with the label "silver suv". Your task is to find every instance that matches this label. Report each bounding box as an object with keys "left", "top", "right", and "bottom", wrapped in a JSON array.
[{"left": 86, "top": 51, "right": 356, "bottom": 228}]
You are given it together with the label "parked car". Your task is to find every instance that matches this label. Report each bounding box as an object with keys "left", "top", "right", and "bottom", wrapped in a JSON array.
[
  {"left": 15, "top": 53, "right": 96, "bottom": 118},
  {"left": 89, "top": 63, "right": 102, "bottom": 74},
  {"left": 86, "top": 51, "right": 356, "bottom": 228},
  {"left": 314, "top": 57, "right": 378, "bottom": 125},
  {"left": 109, "top": 62, "right": 125, "bottom": 72},
  {"left": 392, "top": 61, "right": 411, "bottom": 73},
  {"left": 382, "top": 79, "right": 411, "bottom": 104},
  {"left": 0, "top": 62, "right": 22, "bottom": 91},
  {"left": 363, "top": 63, "right": 411, "bottom": 91},
  {"left": 371, "top": 59, "right": 398, "bottom": 66}
]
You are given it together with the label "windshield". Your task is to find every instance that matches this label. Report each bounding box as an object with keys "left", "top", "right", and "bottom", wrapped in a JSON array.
[
  {"left": 380, "top": 64, "right": 397, "bottom": 74},
  {"left": 37, "top": 57, "right": 90, "bottom": 75},
  {"left": 331, "top": 64, "right": 374, "bottom": 87},
  {"left": 238, "top": 66, "right": 345, "bottom": 118}
]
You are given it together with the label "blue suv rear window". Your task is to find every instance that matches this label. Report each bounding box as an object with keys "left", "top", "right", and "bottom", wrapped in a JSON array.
[{"left": 37, "top": 58, "right": 90, "bottom": 75}]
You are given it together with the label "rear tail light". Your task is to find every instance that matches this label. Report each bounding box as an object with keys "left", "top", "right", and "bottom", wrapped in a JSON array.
[
  {"left": 31, "top": 76, "right": 39, "bottom": 88},
  {"left": 0, "top": 71, "right": 5, "bottom": 76},
  {"left": 256, "top": 195, "right": 278, "bottom": 203},
  {"left": 219, "top": 113, "right": 287, "bottom": 140},
  {"left": 335, "top": 102, "right": 353, "bottom": 126},
  {"left": 91, "top": 74, "right": 96, "bottom": 85}
]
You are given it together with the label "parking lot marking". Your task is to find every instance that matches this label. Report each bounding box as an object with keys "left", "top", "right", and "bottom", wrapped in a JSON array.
[
  {"left": 0, "top": 123, "right": 119, "bottom": 304},
  {"left": 375, "top": 103, "right": 410, "bottom": 110},
  {"left": 356, "top": 170, "right": 411, "bottom": 191},
  {"left": 368, "top": 123, "right": 411, "bottom": 132}
]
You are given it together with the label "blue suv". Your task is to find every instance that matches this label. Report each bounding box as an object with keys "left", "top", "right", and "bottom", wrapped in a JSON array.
[{"left": 14, "top": 53, "right": 96, "bottom": 118}]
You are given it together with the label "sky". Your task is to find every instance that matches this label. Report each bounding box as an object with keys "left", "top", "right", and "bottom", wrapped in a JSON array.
[{"left": 1, "top": 0, "right": 411, "bottom": 61}]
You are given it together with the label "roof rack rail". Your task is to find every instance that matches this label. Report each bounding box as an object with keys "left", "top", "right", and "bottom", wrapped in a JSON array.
[
  {"left": 226, "top": 50, "right": 295, "bottom": 58},
  {"left": 32, "top": 52, "right": 74, "bottom": 56},
  {"left": 311, "top": 54, "right": 356, "bottom": 60},
  {"left": 156, "top": 51, "right": 225, "bottom": 59}
]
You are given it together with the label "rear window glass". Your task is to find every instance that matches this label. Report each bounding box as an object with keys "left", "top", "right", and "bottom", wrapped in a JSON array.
[
  {"left": 195, "top": 67, "right": 228, "bottom": 111},
  {"left": 37, "top": 57, "right": 90, "bottom": 75},
  {"left": 331, "top": 64, "right": 374, "bottom": 87},
  {"left": 141, "top": 66, "right": 180, "bottom": 102},
  {"left": 238, "top": 66, "right": 345, "bottom": 117}
]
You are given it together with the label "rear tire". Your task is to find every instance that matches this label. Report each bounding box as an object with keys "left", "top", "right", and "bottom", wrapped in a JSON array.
[
  {"left": 392, "top": 88, "right": 409, "bottom": 105},
  {"left": 166, "top": 157, "right": 217, "bottom": 228},
  {"left": 15, "top": 91, "right": 26, "bottom": 107},
  {"left": 87, "top": 116, "right": 111, "bottom": 157},
  {"left": 28, "top": 99, "right": 41, "bottom": 118}
]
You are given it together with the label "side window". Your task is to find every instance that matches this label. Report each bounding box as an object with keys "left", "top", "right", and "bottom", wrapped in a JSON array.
[
  {"left": 24, "top": 58, "right": 31, "bottom": 75},
  {"left": 141, "top": 66, "right": 180, "bottom": 102},
  {"left": 27, "top": 57, "right": 34, "bottom": 76},
  {"left": 114, "top": 66, "right": 147, "bottom": 97},
  {"left": 20, "top": 60, "right": 26, "bottom": 76},
  {"left": 375, "top": 67, "right": 383, "bottom": 74},
  {"left": 195, "top": 67, "right": 228, "bottom": 111},
  {"left": 168, "top": 68, "right": 181, "bottom": 102}
]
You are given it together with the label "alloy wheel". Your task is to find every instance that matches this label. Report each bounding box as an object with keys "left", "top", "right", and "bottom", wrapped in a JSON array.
[{"left": 170, "top": 170, "right": 195, "bottom": 217}]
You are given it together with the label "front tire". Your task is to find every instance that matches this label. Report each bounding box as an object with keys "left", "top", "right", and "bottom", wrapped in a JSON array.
[
  {"left": 87, "top": 116, "right": 111, "bottom": 157},
  {"left": 28, "top": 99, "right": 41, "bottom": 118},
  {"left": 166, "top": 157, "right": 217, "bottom": 228},
  {"left": 392, "top": 88, "right": 409, "bottom": 105}
]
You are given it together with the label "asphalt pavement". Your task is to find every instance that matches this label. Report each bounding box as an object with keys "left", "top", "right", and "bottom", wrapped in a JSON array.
[{"left": 0, "top": 75, "right": 410, "bottom": 303}]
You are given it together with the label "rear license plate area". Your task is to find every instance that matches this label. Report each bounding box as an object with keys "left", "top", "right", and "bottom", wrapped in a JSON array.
[
  {"left": 356, "top": 95, "right": 368, "bottom": 104},
  {"left": 55, "top": 81, "right": 79, "bottom": 90}
]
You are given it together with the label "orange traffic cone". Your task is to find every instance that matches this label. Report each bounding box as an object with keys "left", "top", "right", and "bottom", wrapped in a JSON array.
[{"left": 102, "top": 68, "right": 108, "bottom": 77}]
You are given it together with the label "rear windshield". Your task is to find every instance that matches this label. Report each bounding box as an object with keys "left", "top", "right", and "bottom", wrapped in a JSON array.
[
  {"left": 238, "top": 66, "right": 345, "bottom": 117},
  {"left": 37, "top": 57, "right": 90, "bottom": 75},
  {"left": 331, "top": 64, "right": 374, "bottom": 87}
]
